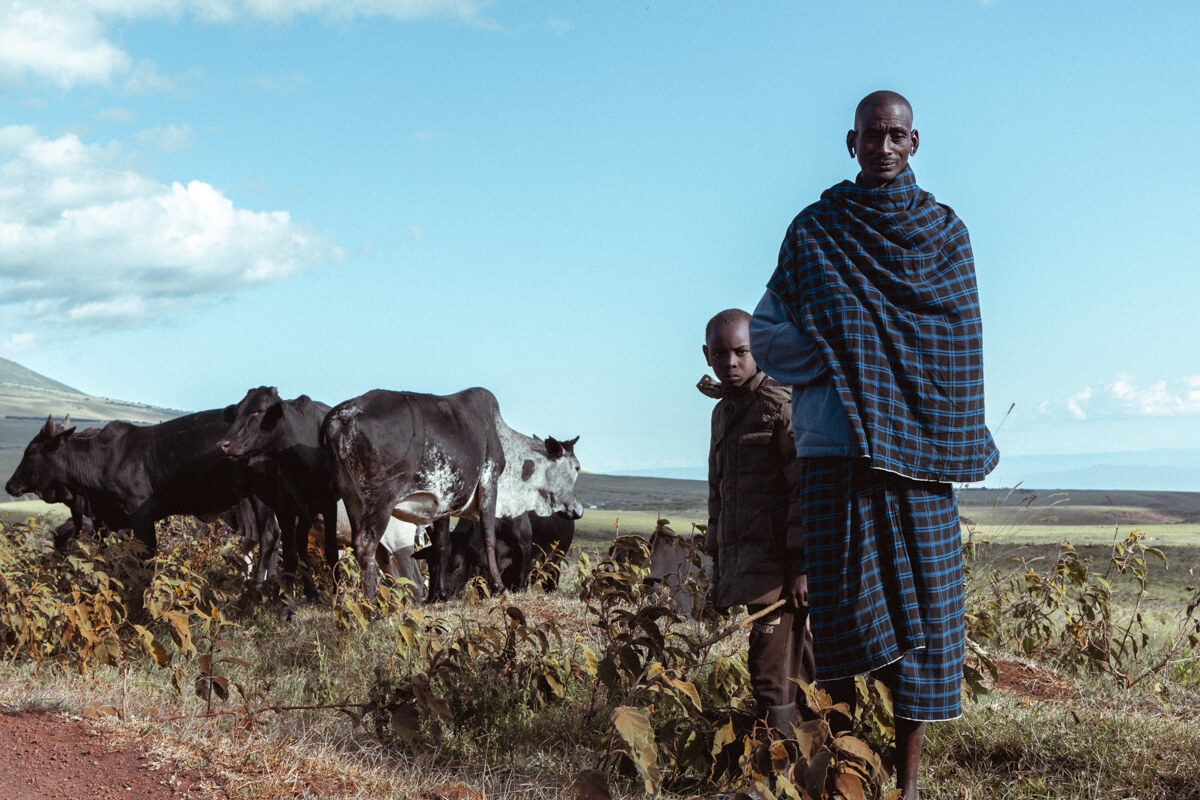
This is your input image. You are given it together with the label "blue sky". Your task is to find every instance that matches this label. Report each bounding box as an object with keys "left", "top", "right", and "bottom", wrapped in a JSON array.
[{"left": 1, "top": 0, "right": 1197, "bottom": 481}]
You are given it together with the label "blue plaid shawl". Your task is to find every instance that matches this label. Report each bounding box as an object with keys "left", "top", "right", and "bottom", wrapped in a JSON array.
[{"left": 767, "top": 167, "right": 998, "bottom": 483}]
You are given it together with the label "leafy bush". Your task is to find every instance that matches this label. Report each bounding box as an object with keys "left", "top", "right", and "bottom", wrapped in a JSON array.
[
  {"left": 0, "top": 518, "right": 242, "bottom": 680},
  {"left": 965, "top": 528, "right": 1200, "bottom": 698}
]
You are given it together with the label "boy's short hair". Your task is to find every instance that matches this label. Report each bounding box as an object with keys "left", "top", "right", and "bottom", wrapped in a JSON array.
[{"left": 705, "top": 308, "right": 751, "bottom": 343}]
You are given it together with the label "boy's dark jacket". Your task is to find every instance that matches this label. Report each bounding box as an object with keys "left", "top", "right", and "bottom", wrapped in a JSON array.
[{"left": 699, "top": 370, "right": 805, "bottom": 609}]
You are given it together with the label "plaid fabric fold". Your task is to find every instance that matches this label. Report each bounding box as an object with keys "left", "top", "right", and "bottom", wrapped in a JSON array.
[
  {"left": 801, "top": 457, "right": 965, "bottom": 722},
  {"left": 766, "top": 167, "right": 998, "bottom": 482}
]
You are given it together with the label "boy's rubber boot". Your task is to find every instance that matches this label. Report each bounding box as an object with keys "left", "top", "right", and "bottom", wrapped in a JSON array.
[{"left": 765, "top": 702, "right": 798, "bottom": 739}]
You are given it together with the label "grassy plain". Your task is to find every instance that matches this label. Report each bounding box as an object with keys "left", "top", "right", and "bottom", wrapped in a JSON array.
[{"left": 2, "top": 476, "right": 1200, "bottom": 798}]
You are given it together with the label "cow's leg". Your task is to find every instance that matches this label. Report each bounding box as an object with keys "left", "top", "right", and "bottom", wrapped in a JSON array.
[
  {"left": 70, "top": 508, "right": 85, "bottom": 543},
  {"left": 236, "top": 499, "right": 272, "bottom": 589},
  {"left": 394, "top": 545, "right": 425, "bottom": 602},
  {"left": 133, "top": 514, "right": 157, "bottom": 556},
  {"left": 292, "top": 512, "right": 323, "bottom": 600},
  {"left": 476, "top": 484, "right": 504, "bottom": 592},
  {"left": 269, "top": 500, "right": 306, "bottom": 598},
  {"left": 375, "top": 545, "right": 400, "bottom": 581},
  {"left": 426, "top": 517, "right": 451, "bottom": 602},
  {"left": 515, "top": 516, "right": 534, "bottom": 590},
  {"left": 353, "top": 504, "right": 391, "bottom": 601},
  {"left": 484, "top": 518, "right": 504, "bottom": 592}
]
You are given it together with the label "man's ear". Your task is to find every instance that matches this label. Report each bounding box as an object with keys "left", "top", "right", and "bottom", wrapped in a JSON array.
[
  {"left": 702, "top": 344, "right": 711, "bottom": 366},
  {"left": 910, "top": 129, "right": 919, "bottom": 156},
  {"left": 846, "top": 129, "right": 856, "bottom": 157}
]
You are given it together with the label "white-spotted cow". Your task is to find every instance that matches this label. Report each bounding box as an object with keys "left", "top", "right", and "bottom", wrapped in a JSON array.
[{"left": 320, "top": 387, "right": 583, "bottom": 601}]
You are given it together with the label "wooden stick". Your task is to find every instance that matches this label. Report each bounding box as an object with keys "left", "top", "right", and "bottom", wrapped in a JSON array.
[{"left": 694, "top": 598, "right": 787, "bottom": 650}]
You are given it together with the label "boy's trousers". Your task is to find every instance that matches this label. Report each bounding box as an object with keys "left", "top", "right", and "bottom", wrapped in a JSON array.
[{"left": 747, "top": 601, "right": 815, "bottom": 710}]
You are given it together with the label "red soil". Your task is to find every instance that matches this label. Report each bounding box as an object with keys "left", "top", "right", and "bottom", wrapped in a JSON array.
[{"left": 0, "top": 709, "right": 226, "bottom": 800}]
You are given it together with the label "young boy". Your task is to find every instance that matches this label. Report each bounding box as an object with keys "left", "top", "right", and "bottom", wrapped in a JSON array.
[{"left": 699, "top": 308, "right": 814, "bottom": 733}]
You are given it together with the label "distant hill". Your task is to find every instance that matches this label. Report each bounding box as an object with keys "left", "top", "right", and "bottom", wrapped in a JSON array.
[
  {"left": 984, "top": 450, "right": 1200, "bottom": 492},
  {"left": 623, "top": 449, "right": 1200, "bottom": 493},
  {"left": 0, "top": 357, "right": 181, "bottom": 425},
  {"left": 0, "top": 356, "right": 80, "bottom": 395}
]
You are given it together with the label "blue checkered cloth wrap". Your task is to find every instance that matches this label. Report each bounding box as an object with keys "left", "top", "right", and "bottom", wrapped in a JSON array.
[
  {"left": 801, "top": 457, "right": 965, "bottom": 722},
  {"left": 766, "top": 167, "right": 998, "bottom": 483}
]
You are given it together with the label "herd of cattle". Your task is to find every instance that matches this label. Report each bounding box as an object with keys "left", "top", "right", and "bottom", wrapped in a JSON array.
[
  {"left": 4, "top": 385, "right": 709, "bottom": 610},
  {"left": 4, "top": 386, "right": 585, "bottom": 603}
]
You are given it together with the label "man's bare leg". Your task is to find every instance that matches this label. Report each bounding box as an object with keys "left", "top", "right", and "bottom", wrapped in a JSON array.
[{"left": 894, "top": 717, "right": 926, "bottom": 799}]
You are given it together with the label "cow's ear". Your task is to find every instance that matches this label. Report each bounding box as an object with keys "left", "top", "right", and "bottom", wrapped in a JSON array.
[
  {"left": 263, "top": 402, "right": 284, "bottom": 429},
  {"left": 545, "top": 437, "right": 564, "bottom": 459},
  {"left": 412, "top": 546, "right": 433, "bottom": 561}
]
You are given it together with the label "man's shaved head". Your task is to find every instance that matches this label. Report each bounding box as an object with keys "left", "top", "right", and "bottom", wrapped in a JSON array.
[
  {"left": 854, "top": 90, "right": 912, "bottom": 129},
  {"left": 847, "top": 90, "right": 918, "bottom": 187}
]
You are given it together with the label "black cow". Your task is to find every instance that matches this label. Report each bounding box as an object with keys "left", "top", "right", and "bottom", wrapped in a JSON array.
[
  {"left": 321, "top": 387, "right": 583, "bottom": 601},
  {"left": 417, "top": 513, "right": 533, "bottom": 597},
  {"left": 528, "top": 512, "right": 576, "bottom": 591},
  {"left": 419, "top": 511, "right": 576, "bottom": 597},
  {"left": 216, "top": 387, "right": 340, "bottom": 589},
  {"left": 6, "top": 411, "right": 265, "bottom": 558}
]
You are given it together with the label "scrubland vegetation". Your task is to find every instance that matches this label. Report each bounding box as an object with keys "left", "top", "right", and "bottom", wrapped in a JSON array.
[{"left": 2, "top": 491, "right": 1200, "bottom": 799}]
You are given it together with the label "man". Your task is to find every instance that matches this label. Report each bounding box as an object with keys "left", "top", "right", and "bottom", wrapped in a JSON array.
[{"left": 750, "top": 90, "right": 998, "bottom": 799}]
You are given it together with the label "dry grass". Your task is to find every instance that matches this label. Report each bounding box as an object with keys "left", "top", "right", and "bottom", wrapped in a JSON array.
[
  {"left": 5, "top": 507, "right": 1200, "bottom": 799},
  {"left": 0, "top": 566, "right": 740, "bottom": 800}
]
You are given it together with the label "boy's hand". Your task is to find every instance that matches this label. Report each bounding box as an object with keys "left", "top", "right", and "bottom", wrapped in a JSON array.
[{"left": 786, "top": 573, "right": 808, "bottom": 608}]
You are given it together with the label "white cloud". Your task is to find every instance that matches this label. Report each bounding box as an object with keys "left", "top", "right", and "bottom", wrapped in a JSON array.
[
  {"left": 0, "top": 125, "right": 341, "bottom": 341},
  {"left": 0, "top": 0, "right": 493, "bottom": 89},
  {"left": 0, "top": 3, "right": 130, "bottom": 88},
  {"left": 1039, "top": 374, "right": 1200, "bottom": 421}
]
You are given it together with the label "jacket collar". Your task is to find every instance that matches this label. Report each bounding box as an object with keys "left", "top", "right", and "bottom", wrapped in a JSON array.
[{"left": 696, "top": 370, "right": 767, "bottom": 400}]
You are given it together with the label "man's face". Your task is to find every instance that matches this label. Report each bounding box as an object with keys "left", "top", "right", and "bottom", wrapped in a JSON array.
[
  {"left": 846, "top": 101, "right": 918, "bottom": 187},
  {"left": 703, "top": 320, "right": 756, "bottom": 388}
]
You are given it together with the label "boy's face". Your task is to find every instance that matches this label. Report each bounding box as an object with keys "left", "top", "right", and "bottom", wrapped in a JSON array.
[{"left": 703, "top": 320, "right": 757, "bottom": 388}]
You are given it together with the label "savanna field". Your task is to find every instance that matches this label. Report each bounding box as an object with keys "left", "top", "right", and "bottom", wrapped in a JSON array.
[{"left": 3, "top": 477, "right": 1200, "bottom": 800}]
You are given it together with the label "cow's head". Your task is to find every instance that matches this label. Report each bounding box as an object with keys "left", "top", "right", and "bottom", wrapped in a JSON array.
[
  {"left": 5, "top": 415, "right": 77, "bottom": 498},
  {"left": 414, "top": 518, "right": 481, "bottom": 601},
  {"left": 524, "top": 435, "right": 584, "bottom": 520},
  {"left": 217, "top": 386, "right": 284, "bottom": 459}
]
